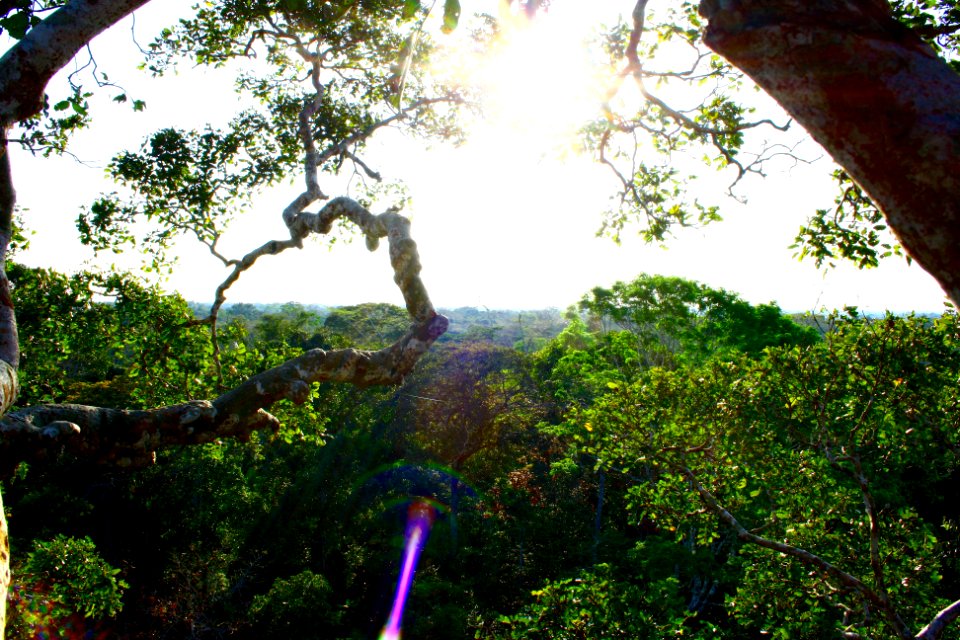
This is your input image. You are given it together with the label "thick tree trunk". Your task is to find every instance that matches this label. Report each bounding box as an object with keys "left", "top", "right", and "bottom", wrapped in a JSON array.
[
  {"left": 0, "top": 0, "right": 152, "bottom": 124},
  {"left": 700, "top": 0, "right": 960, "bottom": 306},
  {"left": 0, "top": 127, "right": 18, "bottom": 640}
]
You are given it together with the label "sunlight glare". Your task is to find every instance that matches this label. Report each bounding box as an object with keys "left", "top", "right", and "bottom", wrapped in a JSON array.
[{"left": 435, "top": 1, "right": 613, "bottom": 154}]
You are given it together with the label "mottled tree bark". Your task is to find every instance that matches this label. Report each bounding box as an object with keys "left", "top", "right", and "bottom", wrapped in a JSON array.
[
  {"left": 0, "top": 0, "right": 152, "bottom": 124},
  {"left": 0, "top": 129, "right": 18, "bottom": 639},
  {"left": 700, "top": 0, "right": 960, "bottom": 306}
]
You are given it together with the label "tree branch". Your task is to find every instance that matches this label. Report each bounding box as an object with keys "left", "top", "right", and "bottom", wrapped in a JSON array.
[
  {"left": 0, "top": 133, "right": 18, "bottom": 374},
  {"left": 916, "top": 598, "right": 960, "bottom": 640},
  {"left": 700, "top": 0, "right": 960, "bottom": 305},
  {"left": 677, "top": 464, "right": 914, "bottom": 639},
  {"left": 0, "top": 310, "right": 447, "bottom": 473},
  {"left": 0, "top": 0, "right": 152, "bottom": 125}
]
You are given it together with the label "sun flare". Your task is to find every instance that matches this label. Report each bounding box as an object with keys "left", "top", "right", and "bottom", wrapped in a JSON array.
[{"left": 432, "top": 1, "right": 614, "bottom": 154}]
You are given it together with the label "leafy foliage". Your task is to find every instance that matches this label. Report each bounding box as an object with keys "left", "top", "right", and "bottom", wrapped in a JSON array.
[
  {"left": 3, "top": 266, "right": 958, "bottom": 637},
  {"left": 79, "top": 118, "right": 292, "bottom": 268},
  {"left": 793, "top": 170, "right": 909, "bottom": 269},
  {"left": 891, "top": 0, "right": 960, "bottom": 72},
  {"left": 8, "top": 535, "right": 127, "bottom": 638},
  {"left": 4, "top": 0, "right": 960, "bottom": 636},
  {"left": 481, "top": 563, "right": 717, "bottom": 639},
  {"left": 248, "top": 570, "right": 341, "bottom": 633},
  {"left": 9, "top": 263, "right": 211, "bottom": 408},
  {"left": 571, "top": 311, "right": 960, "bottom": 638},
  {"left": 579, "top": 274, "right": 819, "bottom": 366}
]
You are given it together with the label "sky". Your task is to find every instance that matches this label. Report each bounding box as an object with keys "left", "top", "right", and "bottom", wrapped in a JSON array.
[{"left": 5, "top": 1, "right": 951, "bottom": 314}]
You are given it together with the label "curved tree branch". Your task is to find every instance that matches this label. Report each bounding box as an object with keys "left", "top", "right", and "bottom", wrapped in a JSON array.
[
  {"left": 0, "top": 0, "right": 152, "bottom": 125},
  {"left": 916, "top": 598, "right": 960, "bottom": 640},
  {"left": 0, "top": 309, "right": 447, "bottom": 472}
]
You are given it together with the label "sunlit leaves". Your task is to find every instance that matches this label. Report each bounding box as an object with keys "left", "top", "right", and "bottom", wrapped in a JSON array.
[
  {"left": 442, "top": 0, "right": 461, "bottom": 33},
  {"left": 9, "top": 263, "right": 212, "bottom": 408},
  {"left": 482, "top": 563, "right": 707, "bottom": 639},
  {"left": 16, "top": 88, "right": 94, "bottom": 157},
  {"left": 8, "top": 535, "right": 127, "bottom": 633},
  {"left": 589, "top": 2, "right": 755, "bottom": 242},
  {"left": 569, "top": 311, "right": 960, "bottom": 637},
  {"left": 579, "top": 274, "right": 818, "bottom": 367},
  {"left": 77, "top": 114, "right": 289, "bottom": 268},
  {"left": 793, "top": 169, "right": 908, "bottom": 269},
  {"left": 402, "top": 0, "right": 421, "bottom": 20}
]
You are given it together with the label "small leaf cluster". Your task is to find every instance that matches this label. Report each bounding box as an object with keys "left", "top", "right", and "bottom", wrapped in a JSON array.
[
  {"left": 78, "top": 114, "right": 291, "bottom": 268},
  {"left": 793, "top": 169, "right": 908, "bottom": 269},
  {"left": 16, "top": 87, "right": 94, "bottom": 156},
  {"left": 482, "top": 563, "right": 719, "bottom": 639},
  {"left": 0, "top": 0, "right": 47, "bottom": 40},
  {"left": 8, "top": 535, "right": 127, "bottom": 638},
  {"left": 891, "top": 0, "right": 960, "bottom": 72}
]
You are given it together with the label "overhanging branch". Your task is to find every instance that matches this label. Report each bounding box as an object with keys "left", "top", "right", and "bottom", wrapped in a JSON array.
[
  {"left": 916, "top": 598, "right": 960, "bottom": 640},
  {"left": 0, "top": 311, "right": 447, "bottom": 472},
  {"left": 0, "top": 0, "right": 152, "bottom": 125}
]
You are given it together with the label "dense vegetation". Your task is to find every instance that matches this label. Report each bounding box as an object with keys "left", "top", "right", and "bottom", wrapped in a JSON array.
[
  {"left": 3, "top": 267, "right": 956, "bottom": 639},
  {"left": 4, "top": 1, "right": 960, "bottom": 637}
]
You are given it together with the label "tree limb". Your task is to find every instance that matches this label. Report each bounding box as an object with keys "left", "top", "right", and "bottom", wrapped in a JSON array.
[
  {"left": 677, "top": 464, "right": 914, "bottom": 639},
  {"left": 0, "top": 133, "right": 18, "bottom": 372},
  {"left": 0, "top": 310, "right": 448, "bottom": 473},
  {"left": 916, "top": 598, "right": 960, "bottom": 640},
  {"left": 0, "top": 0, "right": 153, "bottom": 125},
  {"left": 0, "top": 126, "right": 17, "bottom": 640},
  {"left": 700, "top": 0, "right": 960, "bottom": 305}
]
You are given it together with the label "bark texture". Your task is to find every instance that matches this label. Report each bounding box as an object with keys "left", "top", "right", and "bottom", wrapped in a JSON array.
[
  {"left": 0, "top": 127, "right": 18, "bottom": 640},
  {"left": 0, "top": 312, "right": 447, "bottom": 471},
  {"left": 700, "top": 0, "right": 960, "bottom": 306},
  {"left": 0, "top": 0, "right": 152, "bottom": 124}
]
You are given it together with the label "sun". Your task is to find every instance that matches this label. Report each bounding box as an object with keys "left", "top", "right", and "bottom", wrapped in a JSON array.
[{"left": 432, "top": 1, "right": 615, "bottom": 155}]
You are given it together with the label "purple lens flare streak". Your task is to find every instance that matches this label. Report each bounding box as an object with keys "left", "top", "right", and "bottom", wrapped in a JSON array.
[{"left": 379, "top": 499, "right": 436, "bottom": 640}]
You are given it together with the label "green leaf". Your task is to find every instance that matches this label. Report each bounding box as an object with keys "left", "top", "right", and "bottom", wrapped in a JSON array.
[
  {"left": 402, "top": 0, "right": 421, "bottom": 19},
  {"left": 441, "top": 0, "right": 460, "bottom": 33},
  {"left": 0, "top": 11, "right": 31, "bottom": 40}
]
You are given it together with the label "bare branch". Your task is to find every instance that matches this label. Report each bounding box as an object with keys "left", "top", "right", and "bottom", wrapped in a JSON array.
[
  {"left": 602, "top": 0, "right": 793, "bottom": 198},
  {"left": 916, "top": 598, "right": 960, "bottom": 640}
]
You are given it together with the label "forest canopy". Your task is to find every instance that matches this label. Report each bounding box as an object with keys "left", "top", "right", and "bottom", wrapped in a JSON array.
[{"left": 1, "top": 1, "right": 960, "bottom": 639}]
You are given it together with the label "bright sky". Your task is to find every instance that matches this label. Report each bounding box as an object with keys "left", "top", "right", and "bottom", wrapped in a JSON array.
[{"left": 6, "top": 0, "right": 950, "bottom": 314}]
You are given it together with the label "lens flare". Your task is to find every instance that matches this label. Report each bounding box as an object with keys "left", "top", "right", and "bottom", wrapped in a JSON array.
[{"left": 379, "top": 499, "right": 437, "bottom": 640}]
